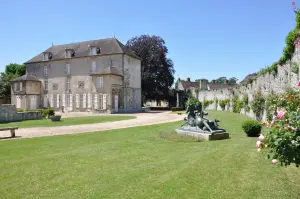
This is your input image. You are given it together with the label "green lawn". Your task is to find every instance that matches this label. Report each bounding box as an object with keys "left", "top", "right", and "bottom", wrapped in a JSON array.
[
  {"left": 0, "top": 115, "right": 136, "bottom": 128},
  {"left": 0, "top": 111, "right": 299, "bottom": 198}
]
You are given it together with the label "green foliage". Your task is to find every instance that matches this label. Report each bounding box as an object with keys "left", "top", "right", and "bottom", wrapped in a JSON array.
[
  {"left": 265, "top": 93, "right": 278, "bottom": 122},
  {"left": 126, "top": 35, "right": 175, "bottom": 102},
  {"left": 16, "top": 108, "right": 23, "bottom": 112},
  {"left": 242, "top": 120, "right": 262, "bottom": 137},
  {"left": 265, "top": 110, "right": 300, "bottom": 167},
  {"left": 228, "top": 77, "right": 238, "bottom": 84},
  {"left": 250, "top": 91, "right": 265, "bottom": 119},
  {"left": 186, "top": 97, "right": 201, "bottom": 107},
  {"left": 215, "top": 77, "right": 227, "bottom": 84},
  {"left": 0, "top": 63, "right": 26, "bottom": 100},
  {"left": 171, "top": 107, "right": 184, "bottom": 112},
  {"left": 291, "top": 62, "right": 299, "bottom": 74},
  {"left": 5, "top": 63, "right": 26, "bottom": 77},
  {"left": 37, "top": 109, "right": 49, "bottom": 118},
  {"left": 203, "top": 100, "right": 214, "bottom": 109},
  {"left": 232, "top": 95, "right": 243, "bottom": 113},
  {"left": 48, "top": 108, "right": 55, "bottom": 117},
  {"left": 219, "top": 99, "right": 229, "bottom": 111}
]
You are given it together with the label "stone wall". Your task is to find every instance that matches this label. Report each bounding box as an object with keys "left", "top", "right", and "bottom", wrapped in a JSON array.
[
  {"left": 0, "top": 104, "right": 42, "bottom": 123},
  {"left": 197, "top": 46, "right": 300, "bottom": 121}
]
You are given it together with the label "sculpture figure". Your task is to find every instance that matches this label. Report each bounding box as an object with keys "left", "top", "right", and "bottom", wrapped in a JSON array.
[{"left": 180, "top": 102, "right": 226, "bottom": 134}]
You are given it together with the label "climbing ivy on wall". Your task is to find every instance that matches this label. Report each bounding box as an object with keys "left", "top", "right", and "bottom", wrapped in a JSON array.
[
  {"left": 291, "top": 62, "right": 299, "bottom": 74},
  {"left": 250, "top": 91, "right": 265, "bottom": 119},
  {"left": 241, "top": 12, "right": 300, "bottom": 86}
]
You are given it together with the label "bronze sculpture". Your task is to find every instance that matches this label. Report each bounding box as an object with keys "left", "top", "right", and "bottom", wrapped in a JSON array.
[{"left": 180, "top": 102, "right": 226, "bottom": 134}]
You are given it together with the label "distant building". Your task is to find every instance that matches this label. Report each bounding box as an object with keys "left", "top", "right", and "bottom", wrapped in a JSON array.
[{"left": 178, "top": 77, "right": 237, "bottom": 101}]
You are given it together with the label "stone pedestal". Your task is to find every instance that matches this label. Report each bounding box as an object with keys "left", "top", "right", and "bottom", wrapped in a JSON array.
[{"left": 175, "top": 128, "right": 229, "bottom": 141}]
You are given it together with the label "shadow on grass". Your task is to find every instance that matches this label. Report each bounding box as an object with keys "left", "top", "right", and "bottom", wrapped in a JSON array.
[
  {"left": 0, "top": 136, "right": 22, "bottom": 140},
  {"left": 158, "top": 131, "right": 205, "bottom": 143}
]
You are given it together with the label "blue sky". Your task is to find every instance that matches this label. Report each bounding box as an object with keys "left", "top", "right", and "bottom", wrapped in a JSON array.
[{"left": 0, "top": 0, "right": 297, "bottom": 82}]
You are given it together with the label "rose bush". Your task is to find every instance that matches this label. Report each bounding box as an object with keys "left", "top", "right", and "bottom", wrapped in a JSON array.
[{"left": 257, "top": 88, "right": 300, "bottom": 167}]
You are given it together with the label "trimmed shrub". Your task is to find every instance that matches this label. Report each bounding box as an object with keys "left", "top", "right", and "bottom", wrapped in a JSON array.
[
  {"left": 48, "top": 108, "right": 55, "bottom": 117},
  {"left": 16, "top": 108, "right": 23, "bottom": 112},
  {"left": 37, "top": 109, "right": 49, "bottom": 118},
  {"left": 171, "top": 107, "right": 184, "bottom": 112},
  {"left": 242, "top": 120, "right": 262, "bottom": 137}
]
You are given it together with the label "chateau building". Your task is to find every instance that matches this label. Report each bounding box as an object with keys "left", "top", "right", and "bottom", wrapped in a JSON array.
[{"left": 10, "top": 38, "right": 142, "bottom": 113}]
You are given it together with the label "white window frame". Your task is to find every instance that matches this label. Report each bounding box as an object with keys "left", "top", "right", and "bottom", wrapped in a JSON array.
[
  {"left": 97, "top": 77, "right": 103, "bottom": 88},
  {"left": 44, "top": 80, "right": 48, "bottom": 91},
  {"left": 99, "top": 94, "right": 103, "bottom": 109},
  {"left": 43, "top": 53, "right": 49, "bottom": 61},
  {"left": 19, "top": 82, "right": 23, "bottom": 92},
  {"left": 91, "top": 47, "right": 97, "bottom": 55},
  {"left": 66, "top": 64, "right": 71, "bottom": 75},
  {"left": 91, "top": 61, "right": 96, "bottom": 72},
  {"left": 44, "top": 65, "right": 48, "bottom": 77},
  {"left": 66, "top": 78, "right": 70, "bottom": 90},
  {"left": 65, "top": 50, "right": 72, "bottom": 58}
]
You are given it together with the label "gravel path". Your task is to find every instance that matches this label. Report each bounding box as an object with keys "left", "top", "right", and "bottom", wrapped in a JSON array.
[{"left": 1, "top": 112, "right": 185, "bottom": 139}]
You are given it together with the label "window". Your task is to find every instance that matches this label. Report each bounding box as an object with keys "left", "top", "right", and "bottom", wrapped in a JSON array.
[
  {"left": 65, "top": 50, "right": 72, "bottom": 58},
  {"left": 44, "top": 65, "right": 48, "bottom": 77},
  {"left": 99, "top": 94, "right": 103, "bottom": 109},
  {"left": 91, "top": 47, "right": 97, "bottom": 55},
  {"left": 156, "top": 101, "right": 161, "bottom": 107},
  {"left": 14, "top": 82, "right": 22, "bottom": 92},
  {"left": 65, "top": 64, "right": 71, "bottom": 75},
  {"left": 44, "top": 80, "right": 48, "bottom": 91},
  {"left": 97, "top": 77, "right": 103, "bottom": 88},
  {"left": 66, "top": 78, "right": 70, "bottom": 90},
  {"left": 91, "top": 61, "right": 96, "bottom": 72},
  {"left": 43, "top": 53, "right": 49, "bottom": 61}
]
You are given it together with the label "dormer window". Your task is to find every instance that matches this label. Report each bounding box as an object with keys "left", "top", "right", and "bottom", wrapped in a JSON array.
[
  {"left": 43, "top": 52, "right": 52, "bottom": 61},
  {"left": 65, "top": 49, "right": 74, "bottom": 58},
  {"left": 90, "top": 46, "right": 101, "bottom": 55}
]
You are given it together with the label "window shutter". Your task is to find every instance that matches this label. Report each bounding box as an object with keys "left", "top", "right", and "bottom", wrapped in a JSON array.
[
  {"left": 62, "top": 94, "right": 66, "bottom": 107},
  {"left": 57, "top": 94, "right": 60, "bottom": 108},
  {"left": 76, "top": 94, "right": 80, "bottom": 108},
  {"left": 103, "top": 94, "right": 106, "bottom": 109}
]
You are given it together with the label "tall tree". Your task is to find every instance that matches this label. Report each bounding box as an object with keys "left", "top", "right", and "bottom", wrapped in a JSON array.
[
  {"left": 215, "top": 77, "right": 227, "bottom": 84},
  {"left": 126, "top": 35, "right": 175, "bottom": 102},
  {"left": 0, "top": 63, "right": 26, "bottom": 100},
  {"left": 5, "top": 63, "right": 26, "bottom": 76},
  {"left": 228, "top": 77, "right": 238, "bottom": 84}
]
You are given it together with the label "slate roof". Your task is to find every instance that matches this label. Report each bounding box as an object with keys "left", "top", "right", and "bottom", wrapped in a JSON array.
[
  {"left": 10, "top": 74, "right": 40, "bottom": 82},
  {"left": 24, "top": 38, "right": 140, "bottom": 64},
  {"left": 90, "top": 66, "right": 123, "bottom": 77},
  {"left": 180, "top": 80, "right": 199, "bottom": 89}
]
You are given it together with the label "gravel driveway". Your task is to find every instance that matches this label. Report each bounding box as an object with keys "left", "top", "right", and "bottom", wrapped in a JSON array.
[{"left": 1, "top": 112, "right": 185, "bottom": 139}]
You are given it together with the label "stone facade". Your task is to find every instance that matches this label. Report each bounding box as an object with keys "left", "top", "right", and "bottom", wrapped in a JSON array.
[
  {"left": 11, "top": 38, "right": 142, "bottom": 114},
  {"left": 181, "top": 42, "right": 300, "bottom": 121},
  {"left": 0, "top": 104, "right": 42, "bottom": 123}
]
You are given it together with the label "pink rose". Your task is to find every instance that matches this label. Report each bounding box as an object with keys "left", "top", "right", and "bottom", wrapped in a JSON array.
[
  {"left": 258, "top": 134, "right": 265, "bottom": 142},
  {"left": 272, "top": 159, "right": 277, "bottom": 164},
  {"left": 256, "top": 140, "right": 261, "bottom": 148},
  {"left": 266, "top": 125, "right": 270, "bottom": 128},
  {"left": 298, "top": 81, "right": 300, "bottom": 87},
  {"left": 277, "top": 110, "right": 286, "bottom": 119}
]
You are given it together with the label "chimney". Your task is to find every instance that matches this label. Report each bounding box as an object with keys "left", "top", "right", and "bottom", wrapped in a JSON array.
[
  {"left": 187, "top": 77, "right": 191, "bottom": 82},
  {"left": 212, "top": 80, "right": 216, "bottom": 84}
]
